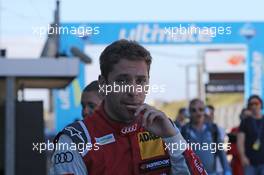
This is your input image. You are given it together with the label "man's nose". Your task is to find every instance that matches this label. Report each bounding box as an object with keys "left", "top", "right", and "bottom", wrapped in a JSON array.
[
  {"left": 126, "top": 83, "right": 140, "bottom": 97},
  {"left": 83, "top": 106, "right": 90, "bottom": 116},
  {"left": 198, "top": 110, "right": 205, "bottom": 117}
]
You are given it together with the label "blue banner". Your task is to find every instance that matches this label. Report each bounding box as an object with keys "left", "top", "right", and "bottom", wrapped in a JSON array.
[{"left": 53, "top": 22, "right": 264, "bottom": 132}]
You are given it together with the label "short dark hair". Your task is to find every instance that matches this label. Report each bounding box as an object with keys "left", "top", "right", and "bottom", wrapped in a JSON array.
[
  {"left": 99, "top": 39, "right": 152, "bottom": 79},
  {"left": 206, "top": 105, "right": 215, "bottom": 112},
  {"left": 178, "top": 108, "right": 186, "bottom": 115},
  {"left": 83, "top": 80, "right": 99, "bottom": 93},
  {"left": 189, "top": 98, "right": 203, "bottom": 109},
  {"left": 247, "top": 94, "right": 263, "bottom": 109}
]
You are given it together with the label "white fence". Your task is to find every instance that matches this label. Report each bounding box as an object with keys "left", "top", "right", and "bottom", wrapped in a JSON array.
[{"left": 214, "top": 103, "right": 244, "bottom": 131}]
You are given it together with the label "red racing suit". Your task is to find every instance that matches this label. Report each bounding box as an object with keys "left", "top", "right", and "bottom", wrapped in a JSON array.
[{"left": 50, "top": 104, "right": 207, "bottom": 175}]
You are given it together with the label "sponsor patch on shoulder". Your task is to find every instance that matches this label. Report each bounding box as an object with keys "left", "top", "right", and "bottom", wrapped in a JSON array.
[
  {"left": 138, "top": 132, "right": 165, "bottom": 160},
  {"left": 95, "top": 133, "right": 115, "bottom": 145},
  {"left": 139, "top": 158, "right": 171, "bottom": 173}
]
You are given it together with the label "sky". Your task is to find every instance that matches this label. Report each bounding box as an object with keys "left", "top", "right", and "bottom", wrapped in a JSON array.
[
  {"left": 2, "top": 0, "right": 264, "bottom": 38},
  {"left": 1, "top": 0, "right": 264, "bottom": 107}
]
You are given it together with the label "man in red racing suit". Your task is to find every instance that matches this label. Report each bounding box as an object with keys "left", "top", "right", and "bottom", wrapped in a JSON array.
[
  {"left": 50, "top": 39, "right": 207, "bottom": 175},
  {"left": 50, "top": 103, "right": 207, "bottom": 175}
]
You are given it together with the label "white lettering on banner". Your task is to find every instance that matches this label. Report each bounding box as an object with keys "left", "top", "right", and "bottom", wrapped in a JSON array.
[
  {"left": 118, "top": 24, "right": 231, "bottom": 43},
  {"left": 240, "top": 23, "right": 256, "bottom": 39},
  {"left": 119, "top": 24, "right": 167, "bottom": 43},
  {"left": 251, "top": 51, "right": 263, "bottom": 95}
]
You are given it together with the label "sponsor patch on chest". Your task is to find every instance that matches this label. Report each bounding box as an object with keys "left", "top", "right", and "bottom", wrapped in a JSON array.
[
  {"left": 138, "top": 132, "right": 165, "bottom": 160},
  {"left": 139, "top": 158, "right": 170, "bottom": 173},
  {"left": 95, "top": 133, "right": 115, "bottom": 145}
]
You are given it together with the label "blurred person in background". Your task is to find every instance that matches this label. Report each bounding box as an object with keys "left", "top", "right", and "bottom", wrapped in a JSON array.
[
  {"left": 205, "top": 105, "right": 226, "bottom": 142},
  {"left": 181, "top": 99, "right": 231, "bottom": 175},
  {"left": 238, "top": 95, "right": 264, "bottom": 175},
  {"left": 174, "top": 107, "right": 188, "bottom": 131},
  {"left": 81, "top": 80, "right": 103, "bottom": 118},
  {"left": 205, "top": 105, "right": 215, "bottom": 123},
  {"left": 205, "top": 105, "right": 227, "bottom": 175},
  {"left": 228, "top": 108, "right": 252, "bottom": 175}
]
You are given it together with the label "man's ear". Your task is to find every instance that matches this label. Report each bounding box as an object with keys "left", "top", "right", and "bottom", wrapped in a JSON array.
[{"left": 98, "top": 75, "right": 106, "bottom": 85}]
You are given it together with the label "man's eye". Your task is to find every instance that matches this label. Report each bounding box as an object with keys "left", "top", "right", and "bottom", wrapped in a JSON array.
[
  {"left": 116, "top": 79, "right": 127, "bottom": 84},
  {"left": 136, "top": 79, "right": 147, "bottom": 85}
]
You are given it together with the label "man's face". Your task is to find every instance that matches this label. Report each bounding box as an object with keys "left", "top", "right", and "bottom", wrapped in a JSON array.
[
  {"left": 248, "top": 98, "right": 262, "bottom": 115},
  {"left": 178, "top": 112, "right": 185, "bottom": 121},
  {"left": 189, "top": 101, "right": 205, "bottom": 124},
  {"left": 102, "top": 59, "right": 149, "bottom": 123},
  {"left": 81, "top": 91, "right": 102, "bottom": 118}
]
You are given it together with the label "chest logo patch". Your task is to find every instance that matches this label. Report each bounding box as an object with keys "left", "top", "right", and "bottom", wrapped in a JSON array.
[
  {"left": 138, "top": 132, "right": 165, "bottom": 160},
  {"left": 139, "top": 158, "right": 170, "bottom": 173},
  {"left": 95, "top": 133, "right": 115, "bottom": 145},
  {"left": 121, "top": 124, "right": 137, "bottom": 134}
]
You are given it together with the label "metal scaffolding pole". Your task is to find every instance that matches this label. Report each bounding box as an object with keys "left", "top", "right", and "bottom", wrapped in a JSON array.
[{"left": 5, "top": 77, "right": 16, "bottom": 175}]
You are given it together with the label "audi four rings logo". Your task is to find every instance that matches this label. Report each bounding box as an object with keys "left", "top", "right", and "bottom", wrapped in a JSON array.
[
  {"left": 121, "top": 124, "right": 137, "bottom": 134},
  {"left": 55, "top": 151, "right": 74, "bottom": 164}
]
